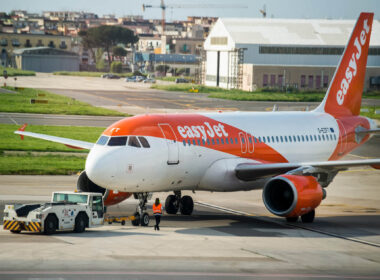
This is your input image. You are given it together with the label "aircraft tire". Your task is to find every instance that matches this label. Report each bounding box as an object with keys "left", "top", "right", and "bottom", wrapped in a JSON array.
[
  {"left": 180, "top": 195, "right": 194, "bottom": 215},
  {"left": 165, "top": 195, "right": 179, "bottom": 214},
  {"left": 141, "top": 212, "right": 150, "bottom": 227},
  {"left": 132, "top": 212, "right": 140, "bottom": 226},
  {"left": 301, "top": 210, "right": 315, "bottom": 223}
]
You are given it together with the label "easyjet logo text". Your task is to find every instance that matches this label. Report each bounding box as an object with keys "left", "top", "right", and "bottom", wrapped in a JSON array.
[
  {"left": 336, "top": 19, "right": 370, "bottom": 105},
  {"left": 177, "top": 122, "right": 228, "bottom": 139}
]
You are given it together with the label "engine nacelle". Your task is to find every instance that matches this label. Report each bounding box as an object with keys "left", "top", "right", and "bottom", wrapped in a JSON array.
[
  {"left": 262, "top": 175, "right": 323, "bottom": 218},
  {"left": 77, "top": 171, "right": 132, "bottom": 206}
]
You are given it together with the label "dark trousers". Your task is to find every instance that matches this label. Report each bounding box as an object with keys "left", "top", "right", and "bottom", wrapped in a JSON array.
[{"left": 154, "top": 215, "right": 161, "bottom": 230}]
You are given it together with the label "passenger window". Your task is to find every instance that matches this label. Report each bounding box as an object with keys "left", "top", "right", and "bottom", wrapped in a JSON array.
[
  {"left": 108, "top": 136, "right": 128, "bottom": 146},
  {"left": 297, "top": 136, "right": 300, "bottom": 142},
  {"left": 276, "top": 136, "right": 279, "bottom": 142},
  {"left": 301, "top": 135, "right": 304, "bottom": 142},
  {"left": 138, "top": 137, "right": 150, "bottom": 148},
  {"left": 197, "top": 139, "right": 201, "bottom": 145},
  {"left": 334, "top": 134, "right": 337, "bottom": 140},
  {"left": 249, "top": 137, "right": 252, "bottom": 143},
  {"left": 258, "top": 137, "right": 261, "bottom": 143},
  {"left": 230, "top": 138, "right": 234, "bottom": 144},
  {"left": 263, "top": 137, "right": 266, "bottom": 143},
  {"left": 216, "top": 139, "right": 220, "bottom": 145},
  {"left": 267, "top": 137, "right": 270, "bottom": 143},
  {"left": 284, "top": 136, "right": 288, "bottom": 142},
  {"left": 128, "top": 136, "right": 141, "bottom": 148},
  {"left": 235, "top": 138, "right": 238, "bottom": 144},
  {"left": 318, "top": 135, "right": 321, "bottom": 141},
  {"left": 322, "top": 135, "right": 325, "bottom": 141},
  {"left": 305, "top": 135, "right": 309, "bottom": 141},
  {"left": 225, "top": 138, "right": 229, "bottom": 144},
  {"left": 188, "top": 139, "right": 191, "bottom": 146},
  {"left": 241, "top": 137, "right": 245, "bottom": 144},
  {"left": 96, "top": 135, "right": 109, "bottom": 145},
  {"left": 212, "top": 139, "right": 215, "bottom": 145},
  {"left": 289, "top": 136, "right": 292, "bottom": 142},
  {"left": 183, "top": 140, "right": 186, "bottom": 146},
  {"left": 221, "top": 138, "right": 224, "bottom": 145},
  {"left": 272, "top": 136, "right": 275, "bottom": 142},
  {"left": 280, "top": 136, "right": 283, "bottom": 142},
  {"left": 207, "top": 139, "right": 211, "bottom": 145},
  {"left": 193, "top": 139, "right": 196, "bottom": 145},
  {"left": 293, "top": 136, "right": 297, "bottom": 142},
  {"left": 202, "top": 139, "right": 206, "bottom": 145}
]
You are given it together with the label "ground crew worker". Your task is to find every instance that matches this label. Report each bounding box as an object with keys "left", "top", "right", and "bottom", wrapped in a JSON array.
[{"left": 152, "top": 198, "right": 163, "bottom": 231}]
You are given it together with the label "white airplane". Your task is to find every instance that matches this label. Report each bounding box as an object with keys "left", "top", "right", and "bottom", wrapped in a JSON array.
[{"left": 16, "top": 12, "right": 380, "bottom": 226}]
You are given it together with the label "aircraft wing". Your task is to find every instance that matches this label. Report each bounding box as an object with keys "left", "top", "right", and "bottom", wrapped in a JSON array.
[
  {"left": 14, "top": 130, "right": 94, "bottom": 150},
  {"left": 235, "top": 159, "right": 380, "bottom": 181}
]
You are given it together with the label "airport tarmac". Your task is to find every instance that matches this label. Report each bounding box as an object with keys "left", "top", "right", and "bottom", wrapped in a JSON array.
[
  {"left": 1, "top": 73, "right": 380, "bottom": 279},
  {"left": 0, "top": 168, "right": 380, "bottom": 280}
]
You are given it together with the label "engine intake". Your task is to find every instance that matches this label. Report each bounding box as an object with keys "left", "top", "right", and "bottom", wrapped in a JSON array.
[
  {"left": 263, "top": 175, "right": 323, "bottom": 217},
  {"left": 77, "top": 171, "right": 132, "bottom": 206}
]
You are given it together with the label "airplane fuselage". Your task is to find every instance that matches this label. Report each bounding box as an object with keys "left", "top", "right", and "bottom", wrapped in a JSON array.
[{"left": 85, "top": 111, "right": 374, "bottom": 193}]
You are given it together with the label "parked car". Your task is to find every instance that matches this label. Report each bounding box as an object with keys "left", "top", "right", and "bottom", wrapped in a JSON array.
[
  {"left": 125, "top": 76, "right": 137, "bottom": 82},
  {"left": 143, "top": 78, "right": 156, "bottom": 84},
  {"left": 101, "top": 73, "right": 120, "bottom": 79},
  {"left": 136, "top": 76, "right": 146, "bottom": 82},
  {"left": 175, "top": 78, "right": 189, "bottom": 83}
]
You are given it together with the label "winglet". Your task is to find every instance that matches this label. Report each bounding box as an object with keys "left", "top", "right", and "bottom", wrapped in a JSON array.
[{"left": 17, "top": 123, "right": 28, "bottom": 140}]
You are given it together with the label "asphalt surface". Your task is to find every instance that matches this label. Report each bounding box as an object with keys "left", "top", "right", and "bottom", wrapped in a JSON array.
[{"left": 1, "top": 74, "right": 380, "bottom": 279}]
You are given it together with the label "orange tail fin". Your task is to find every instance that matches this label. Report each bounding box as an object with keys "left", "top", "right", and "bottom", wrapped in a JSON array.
[{"left": 316, "top": 13, "right": 373, "bottom": 117}]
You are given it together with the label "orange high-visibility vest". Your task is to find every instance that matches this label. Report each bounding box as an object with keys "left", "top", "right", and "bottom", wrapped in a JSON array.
[{"left": 153, "top": 203, "right": 162, "bottom": 214}]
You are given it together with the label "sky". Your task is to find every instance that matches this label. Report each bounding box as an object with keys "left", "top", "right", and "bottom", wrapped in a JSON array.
[{"left": 2, "top": 0, "right": 380, "bottom": 21}]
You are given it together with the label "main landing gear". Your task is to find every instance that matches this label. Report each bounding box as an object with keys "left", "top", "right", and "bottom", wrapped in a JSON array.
[
  {"left": 165, "top": 191, "right": 194, "bottom": 215},
  {"left": 132, "top": 192, "right": 151, "bottom": 227},
  {"left": 286, "top": 209, "right": 315, "bottom": 223}
]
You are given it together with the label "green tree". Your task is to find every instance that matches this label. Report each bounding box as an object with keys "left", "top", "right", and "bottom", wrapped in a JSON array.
[
  {"left": 111, "top": 61, "right": 122, "bottom": 73},
  {"left": 112, "top": 46, "right": 127, "bottom": 57},
  {"left": 95, "top": 48, "right": 105, "bottom": 71},
  {"left": 78, "top": 30, "right": 97, "bottom": 64},
  {"left": 79, "top": 26, "right": 138, "bottom": 67}
]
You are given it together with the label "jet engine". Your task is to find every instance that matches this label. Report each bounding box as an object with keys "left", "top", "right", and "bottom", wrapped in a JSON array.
[
  {"left": 262, "top": 174, "right": 323, "bottom": 218},
  {"left": 77, "top": 171, "right": 132, "bottom": 206}
]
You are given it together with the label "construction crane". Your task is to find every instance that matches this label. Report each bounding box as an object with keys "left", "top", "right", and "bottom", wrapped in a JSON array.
[
  {"left": 142, "top": 0, "right": 248, "bottom": 34},
  {"left": 259, "top": 4, "right": 267, "bottom": 18}
]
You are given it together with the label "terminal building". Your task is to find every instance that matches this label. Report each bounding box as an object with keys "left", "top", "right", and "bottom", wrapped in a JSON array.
[{"left": 203, "top": 18, "right": 380, "bottom": 91}]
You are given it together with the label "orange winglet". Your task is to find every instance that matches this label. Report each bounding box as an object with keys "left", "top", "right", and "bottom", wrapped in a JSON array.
[{"left": 17, "top": 123, "right": 28, "bottom": 140}]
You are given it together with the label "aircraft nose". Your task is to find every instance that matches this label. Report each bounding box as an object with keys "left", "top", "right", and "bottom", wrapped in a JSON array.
[{"left": 85, "top": 147, "right": 118, "bottom": 187}]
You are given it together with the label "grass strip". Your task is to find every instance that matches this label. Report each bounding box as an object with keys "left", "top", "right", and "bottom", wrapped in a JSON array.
[
  {"left": 0, "top": 67, "right": 35, "bottom": 77},
  {"left": 0, "top": 154, "right": 85, "bottom": 175},
  {"left": 0, "top": 87, "right": 127, "bottom": 116},
  {"left": 0, "top": 124, "right": 104, "bottom": 152},
  {"left": 151, "top": 84, "right": 380, "bottom": 102}
]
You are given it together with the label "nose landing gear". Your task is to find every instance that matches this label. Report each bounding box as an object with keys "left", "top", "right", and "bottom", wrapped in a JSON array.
[
  {"left": 165, "top": 191, "right": 194, "bottom": 215},
  {"left": 132, "top": 192, "right": 151, "bottom": 227}
]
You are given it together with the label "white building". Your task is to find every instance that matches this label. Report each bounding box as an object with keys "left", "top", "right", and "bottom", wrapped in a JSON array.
[{"left": 204, "top": 18, "right": 380, "bottom": 91}]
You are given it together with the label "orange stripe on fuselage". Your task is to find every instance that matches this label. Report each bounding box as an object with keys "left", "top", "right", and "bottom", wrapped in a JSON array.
[{"left": 103, "top": 114, "right": 288, "bottom": 164}]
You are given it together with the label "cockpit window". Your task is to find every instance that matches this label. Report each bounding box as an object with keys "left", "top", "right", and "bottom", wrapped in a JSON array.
[
  {"left": 128, "top": 136, "right": 141, "bottom": 148},
  {"left": 138, "top": 137, "right": 150, "bottom": 148},
  {"left": 96, "top": 135, "right": 109, "bottom": 145},
  {"left": 108, "top": 136, "right": 128, "bottom": 146}
]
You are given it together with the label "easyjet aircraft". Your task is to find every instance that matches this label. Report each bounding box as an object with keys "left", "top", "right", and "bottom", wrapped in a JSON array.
[{"left": 16, "top": 13, "right": 380, "bottom": 226}]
